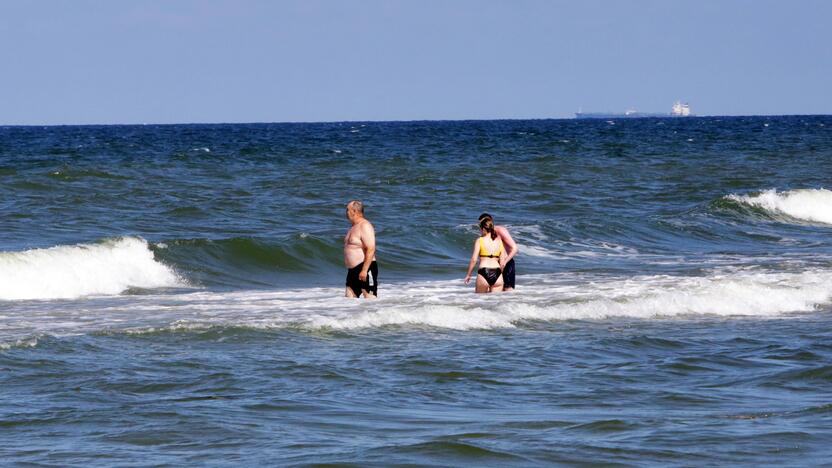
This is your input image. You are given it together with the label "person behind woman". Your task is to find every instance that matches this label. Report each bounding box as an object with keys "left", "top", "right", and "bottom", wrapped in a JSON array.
[{"left": 464, "top": 218, "right": 506, "bottom": 293}]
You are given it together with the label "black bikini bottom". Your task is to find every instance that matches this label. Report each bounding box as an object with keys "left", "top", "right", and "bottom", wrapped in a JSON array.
[{"left": 477, "top": 267, "right": 502, "bottom": 287}]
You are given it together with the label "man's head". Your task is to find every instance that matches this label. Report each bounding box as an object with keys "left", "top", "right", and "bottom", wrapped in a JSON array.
[{"left": 346, "top": 200, "right": 365, "bottom": 221}]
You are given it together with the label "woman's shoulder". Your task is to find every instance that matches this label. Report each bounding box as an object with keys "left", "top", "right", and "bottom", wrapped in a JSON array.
[{"left": 487, "top": 236, "right": 501, "bottom": 246}]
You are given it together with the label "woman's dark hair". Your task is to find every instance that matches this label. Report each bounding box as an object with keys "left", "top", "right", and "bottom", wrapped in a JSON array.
[{"left": 479, "top": 218, "right": 498, "bottom": 240}]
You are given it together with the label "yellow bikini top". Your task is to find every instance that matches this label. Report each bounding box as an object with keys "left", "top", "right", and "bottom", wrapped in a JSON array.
[{"left": 479, "top": 236, "right": 503, "bottom": 258}]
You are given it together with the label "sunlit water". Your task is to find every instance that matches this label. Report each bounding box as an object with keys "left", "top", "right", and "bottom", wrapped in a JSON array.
[{"left": 2, "top": 117, "right": 832, "bottom": 464}]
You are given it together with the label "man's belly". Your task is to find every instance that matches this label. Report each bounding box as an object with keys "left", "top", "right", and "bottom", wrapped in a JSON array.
[{"left": 344, "top": 247, "right": 365, "bottom": 268}]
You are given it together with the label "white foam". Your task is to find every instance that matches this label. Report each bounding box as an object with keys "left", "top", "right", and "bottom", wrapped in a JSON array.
[
  {"left": 517, "top": 243, "right": 563, "bottom": 259},
  {"left": 0, "top": 237, "right": 184, "bottom": 301},
  {"left": 0, "top": 336, "right": 39, "bottom": 350},
  {"left": 306, "top": 268, "right": 832, "bottom": 330},
  {"left": 727, "top": 188, "right": 832, "bottom": 225},
  {"left": 2, "top": 265, "right": 831, "bottom": 349}
]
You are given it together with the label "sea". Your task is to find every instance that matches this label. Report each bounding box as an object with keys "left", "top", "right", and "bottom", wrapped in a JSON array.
[{"left": 1, "top": 116, "right": 831, "bottom": 465}]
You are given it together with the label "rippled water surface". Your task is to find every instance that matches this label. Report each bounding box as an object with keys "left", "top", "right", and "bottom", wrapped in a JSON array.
[{"left": 1, "top": 117, "right": 832, "bottom": 465}]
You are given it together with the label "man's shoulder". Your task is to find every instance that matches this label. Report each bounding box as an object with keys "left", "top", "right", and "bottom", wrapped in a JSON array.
[
  {"left": 495, "top": 225, "right": 510, "bottom": 234},
  {"left": 360, "top": 219, "right": 375, "bottom": 231}
]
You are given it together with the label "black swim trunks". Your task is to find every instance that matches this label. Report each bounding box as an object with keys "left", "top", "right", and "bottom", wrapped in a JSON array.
[
  {"left": 345, "top": 261, "right": 378, "bottom": 297},
  {"left": 477, "top": 267, "right": 502, "bottom": 287},
  {"left": 503, "top": 258, "right": 516, "bottom": 289}
]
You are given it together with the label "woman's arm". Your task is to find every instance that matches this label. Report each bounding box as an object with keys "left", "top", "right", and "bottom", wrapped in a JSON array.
[{"left": 464, "top": 239, "right": 479, "bottom": 284}]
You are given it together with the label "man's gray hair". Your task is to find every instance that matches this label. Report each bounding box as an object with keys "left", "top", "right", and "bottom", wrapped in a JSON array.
[{"left": 348, "top": 200, "right": 364, "bottom": 214}]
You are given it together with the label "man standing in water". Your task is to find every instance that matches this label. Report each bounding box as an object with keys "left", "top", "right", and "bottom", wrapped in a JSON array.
[
  {"left": 344, "top": 200, "right": 378, "bottom": 298},
  {"left": 478, "top": 213, "right": 518, "bottom": 291}
]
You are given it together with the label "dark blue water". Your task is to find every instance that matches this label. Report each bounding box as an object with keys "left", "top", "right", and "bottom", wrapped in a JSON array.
[{"left": 2, "top": 116, "right": 832, "bottom": 464}]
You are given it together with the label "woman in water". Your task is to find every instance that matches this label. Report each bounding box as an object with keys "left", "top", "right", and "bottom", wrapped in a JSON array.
[{"left": 464, "top": 217, "right": 506, "bottom": 293}]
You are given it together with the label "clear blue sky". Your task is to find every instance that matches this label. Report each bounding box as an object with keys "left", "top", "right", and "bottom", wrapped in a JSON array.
[{"left": 1, "top": 0, "right": 829, "bottom": 124}]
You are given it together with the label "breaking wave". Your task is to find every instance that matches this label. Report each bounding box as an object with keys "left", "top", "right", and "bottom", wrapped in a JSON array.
[
  {"left": 4, "top": 267, "right": 829, "bottom": 348},
  {"left": 0, "top": 237, "right": 184, "bottom": 301},
  {"left": 305, "top": 268, "right": 832, "bottom": 330},
  {"left": 725, "top": 189, "right": 832, "bottom": 225}
]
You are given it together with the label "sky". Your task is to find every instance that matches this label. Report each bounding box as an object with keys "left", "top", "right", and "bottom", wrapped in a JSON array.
[{"left": 0, "top": 0, "right": 830, "bottom": 125}]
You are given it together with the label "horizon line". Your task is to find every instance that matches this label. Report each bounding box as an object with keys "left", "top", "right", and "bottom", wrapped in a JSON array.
[{"left": 1, "top": 113, "right": 830, "bottom": 128}]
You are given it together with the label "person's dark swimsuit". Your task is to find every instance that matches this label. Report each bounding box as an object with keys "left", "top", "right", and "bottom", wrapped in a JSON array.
[
  {"left": 503, "top": 258, "right": 515, "bottom": 289},
  {"left": 346, "top": 261, "right": 378, "bottom": 297},
  {"left": 476, "top": 237, "right": 503, "bottom": 287},
  {"left": 477, "top": 267, "right": 501, "bottom": 286}
]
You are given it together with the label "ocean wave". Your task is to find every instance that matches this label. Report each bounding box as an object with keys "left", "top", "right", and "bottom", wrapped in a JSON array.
[
  {"left": 725, "top": 189, "right": 832, "bottom": 225},
  {"left": 307, "top": 269, "right": 832, "bottom": 330},
  {"left": 151, "top": 229, "right": 478, "bottom": 286},
  {"left": 156, "top": 235, "right": 341, "bottom": 271},
  {"left": 46, "top": 167, "right": 130, "bottom": 181},
  {"left": 0, "top": 336, "right": 40, "bottom": 350},
  {"left": 5, "top": 267, "right": 827, "bottom": 347},
  {"left": 151, "top": 235, "right": 345, "bottom": 287},
  {"left": 509, "top": 223, "right": 640, "bottom": 261},
  {"left": 0, "top": 237, "right": 184, "bottom": 301}
]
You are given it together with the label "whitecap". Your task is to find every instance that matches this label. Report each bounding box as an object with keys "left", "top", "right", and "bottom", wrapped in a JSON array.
[
  {"left": 0, "top": 237, "right": 185, "bottom": 301},
  {"left": 3, "top": 266, "right": 829, "bottom": 346},
  {"left": 726, "top": 188, "right": 832, "bottom": 225}
]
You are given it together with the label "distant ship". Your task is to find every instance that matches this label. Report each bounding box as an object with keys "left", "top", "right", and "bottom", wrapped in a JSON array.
[
  {"left": 670, "top": 101, "right": 692, "bottom": 116},
  {"left": 576, "top": 101, "right": 693, "bottom": 119}
]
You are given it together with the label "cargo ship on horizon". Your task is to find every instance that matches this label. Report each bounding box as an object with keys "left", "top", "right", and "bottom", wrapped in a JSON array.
[{"left": 576, "top": 101, "right": 692, "bottom": 119}]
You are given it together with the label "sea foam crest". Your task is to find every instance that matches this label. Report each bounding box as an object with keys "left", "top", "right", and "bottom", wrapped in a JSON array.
[
  {"left": 112, "top": 268, "right": 832, "bottom": 333},
  {"left": 2, "top": 268, "right": 830, "bottom": 346},
  {"left": 308, "top": 269, "right": 832, "bottom": 330},
  {"left": 727, "top": 188, "right": 832, "bottom": 225},
  {"left": 0, "top": 237, "right": 183, "bottom": 301}
]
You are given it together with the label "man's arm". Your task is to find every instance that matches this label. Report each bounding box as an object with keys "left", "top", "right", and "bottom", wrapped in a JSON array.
[
  {"left": 497, "top": 226, "right": 518, "bottom": 268},
  {"left": 358, "top": 222, "right": 376, "bottom": 281}
]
